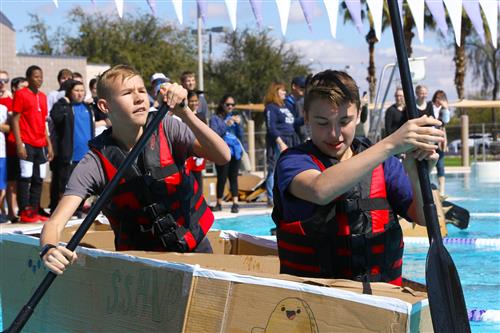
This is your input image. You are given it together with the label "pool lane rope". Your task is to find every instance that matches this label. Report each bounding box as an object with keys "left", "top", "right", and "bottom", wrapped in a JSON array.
[
  {"left": 468, "top": 309, "right": 500, "bottom": 322},
  {"left": 405, "top": 237, "right": 500, "bottom": 248}
]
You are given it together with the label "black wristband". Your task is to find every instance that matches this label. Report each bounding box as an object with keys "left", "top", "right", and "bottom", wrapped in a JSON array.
[{"left": 39, "top": 244, "right": 57, "bottom": 259}]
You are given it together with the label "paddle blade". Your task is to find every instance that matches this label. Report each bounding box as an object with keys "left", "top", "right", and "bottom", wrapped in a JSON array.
[
  {"left": 426, "top": 242, "right": 471, "bottom": 332},
  {"left": 443, "top": 200, "right": 470, "bottom": 230}
]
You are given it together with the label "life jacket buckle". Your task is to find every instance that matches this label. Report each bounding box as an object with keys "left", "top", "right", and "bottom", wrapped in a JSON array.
[
  {"left": 144, "top": 203, "right": 167, "bottom": 220},
  {"left": 152, "top": 213, "right": 182, "bottom": 251},
  {"left": 344, "top": 199, "right": 359, "bottom": 213}
]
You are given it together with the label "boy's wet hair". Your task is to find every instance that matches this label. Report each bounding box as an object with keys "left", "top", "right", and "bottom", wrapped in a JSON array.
[
  {"left": 304, "top": 70, "right": 360, "bottom": 113},
  {"left": 97, "top": 65, "right": 140, "bottom": 99}
]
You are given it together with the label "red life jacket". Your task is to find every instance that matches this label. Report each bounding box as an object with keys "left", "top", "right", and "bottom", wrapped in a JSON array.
[
  {"left": 185, "top": 156, "right": 206, "bottom": 172},
  {"left": 272, "top": 139, "right": 403, "bottom": 286},
  {"left": 88, "top": 115, "right": 213, "bottom": 252}
]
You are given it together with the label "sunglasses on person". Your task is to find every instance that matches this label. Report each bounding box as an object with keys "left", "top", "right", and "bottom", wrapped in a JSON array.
[
  {"left": 0, "top": 78, "right": 9, "bottom": 84},
  {"left": 225, "top": 103, "right": 235, "bottom": 107}
]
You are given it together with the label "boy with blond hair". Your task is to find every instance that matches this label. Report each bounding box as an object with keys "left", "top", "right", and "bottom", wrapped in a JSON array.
[
  {"left": 272, "top": 70, "right": 444, "bottom": 286},
  {"left": 40, "top": 65, "right": 230, "bottom": 274}
]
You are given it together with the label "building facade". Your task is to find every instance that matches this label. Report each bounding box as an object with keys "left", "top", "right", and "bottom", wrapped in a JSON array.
[{"left": 1, "top": 11, "right": 108, "bottom": 93}]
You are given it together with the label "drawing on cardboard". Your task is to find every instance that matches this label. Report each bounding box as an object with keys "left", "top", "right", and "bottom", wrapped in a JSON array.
[
  {"left": 251, "top": 297, "right": 319, "bottom": 333},
  {"left": 22, "top": 247, "right": 45, "bottom": 279}
]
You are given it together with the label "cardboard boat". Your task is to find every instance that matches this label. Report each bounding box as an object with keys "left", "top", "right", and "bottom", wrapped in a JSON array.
[{"left": 0, "top": 225, "right": 432, "bottom": 332}]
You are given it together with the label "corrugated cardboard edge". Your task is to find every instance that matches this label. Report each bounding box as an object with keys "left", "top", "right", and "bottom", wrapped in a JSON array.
[{"left": 2, "top": 233, "right": 427, "bottom": 332}]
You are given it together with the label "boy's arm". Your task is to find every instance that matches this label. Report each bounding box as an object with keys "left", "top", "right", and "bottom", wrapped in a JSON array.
[
  {"left": 11, "top": 113, "right": 26, "bottom": 159},
  {"left": 45, "top": 124, "right": 53, "bottom": 161},
  {"left": 289, "top": 116, "right": 444, "bottom": 206},
  {"left": 177, "top": 105, "right": 230, "bottom": 165},
  {"left": 40, "top": 195, "right": 83, "bottom": 274}
]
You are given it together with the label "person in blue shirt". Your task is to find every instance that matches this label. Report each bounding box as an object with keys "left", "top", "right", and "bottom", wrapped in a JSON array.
[
  {"left": 284, "top": 76, "right": 306, "bottom": 141},
  {"left": 209, "top": 94, "right": 244, "bottom": 213},
  {"left": 264, "top": 83, "right": 301, "bottom": 206},
  {"left": 50, "top": 80, "right": 94, "bottom": 213},
  {"left": 272, "top": 70, "right": 444, "bottom": 285}
]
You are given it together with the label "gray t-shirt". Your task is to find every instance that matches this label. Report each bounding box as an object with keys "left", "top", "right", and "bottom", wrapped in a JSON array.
[{"left": 65, "top": 114, "right": 196, "bottom": 199}]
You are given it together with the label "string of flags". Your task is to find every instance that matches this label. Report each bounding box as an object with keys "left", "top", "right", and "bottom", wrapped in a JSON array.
[{"left": 52, "top": 0, "right": 498, "bottom": 48}]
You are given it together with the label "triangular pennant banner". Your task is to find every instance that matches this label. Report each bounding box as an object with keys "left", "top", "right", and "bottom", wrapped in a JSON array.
[
  {"left": 115, "top": 0, "right": 124, "bottom": 18},
  {"left": 366, "top": 0, "right": 383, "bottom": 41},
  {"left": 146, "top": 0, "right": 156, "bottom": 16},
  {"left": 197, "top": 0, "right": 208, "bottom": 25},
  {"left": 463, "top": 0, "right": 485, "bottom": 44},
  {"left": 299, "top": 0, "right": 313, "bottom": 31},
  {"left": 345, "top": 0, "right": 363, "bottom": 33},
  {"left": 323, "top": 0, "right": 339, "bottom": 38},
  {"left": 479, "top": 0, "right": 498, "bottom": 48},
  {"left": 249, "top": 0, "right": 264, "bottom": 29},
  {"left": 275, "top": 0, "right": 291, "bottom": 36},
  {"left": 425, "top": 0, "right": 448, "bottom": 37},
  {"left": 53, "top": 0, "right": 58, "bottom": 8},
  {"left": 443, "top": 0, "right": 463, "bottom": 46},
  {"left": 172, "top": 0, "right": 183, "bottom": 25},
  {"left": 225, "top": 0, "right": 238, "bottom": 30},
  {"left": 407, "top": 0, "right": 425, "bottom": 43}
]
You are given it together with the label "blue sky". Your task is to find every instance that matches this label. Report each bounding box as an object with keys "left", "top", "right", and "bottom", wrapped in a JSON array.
[{"left": 0, "top": 0, "right": 467, "bottom": 100}]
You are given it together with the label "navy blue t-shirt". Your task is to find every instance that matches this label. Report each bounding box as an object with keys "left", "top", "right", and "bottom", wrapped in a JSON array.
[
  {"left": 275, "top": 141, "right": 414, "bottom": 222},
  {"left": 265, "top": 103, "right": 296, "bottom": 141}
]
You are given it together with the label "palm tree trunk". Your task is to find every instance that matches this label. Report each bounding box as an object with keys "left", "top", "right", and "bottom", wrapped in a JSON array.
[
  {"left": 366, "top": 28, "right": 377, "bottom": 103},
  {"left": 454, "top": 25, "right": 467, "bottom": 100},
  {"left": 492, "top": 47, "right": 498, "bottom": 124},
  {"left": 403, "top": 13, "right": 414, "bottom": 57}
]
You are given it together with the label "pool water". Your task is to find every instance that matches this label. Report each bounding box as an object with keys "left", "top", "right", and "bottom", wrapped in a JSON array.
[{"left": 212, "top": 173, "right": 500, "bottom": 332}]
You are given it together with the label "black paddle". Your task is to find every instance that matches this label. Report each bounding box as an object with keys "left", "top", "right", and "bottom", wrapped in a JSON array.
[
  {"left": 443, "top": 200, "right": 470, "bottom": 230},
  {"left": 386, "top": 2, "right": 470, "bottom": 332},
  {"left": 3, "top": 105, "right": 169, "bottom": 333}
]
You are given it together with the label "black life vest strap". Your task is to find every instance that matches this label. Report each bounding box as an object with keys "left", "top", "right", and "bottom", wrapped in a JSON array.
[
  {"left": 338, "top": 197, "right": 390, "bottom": 213},
  {"left": 148, "top": 164, "right": 181, "bottom": 180}
]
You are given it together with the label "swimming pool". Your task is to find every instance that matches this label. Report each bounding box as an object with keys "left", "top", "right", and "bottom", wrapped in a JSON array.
[{"left": 212, "top": 172, "right": 500, "bottom": 332}]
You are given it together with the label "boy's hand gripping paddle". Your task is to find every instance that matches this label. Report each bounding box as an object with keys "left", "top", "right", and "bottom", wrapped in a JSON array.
[
  {"left": 387, "top": 2, "right": 470, "bottom": 332},
  {"left": 3, "top": 105, "right": 169, "bottom": 333}
]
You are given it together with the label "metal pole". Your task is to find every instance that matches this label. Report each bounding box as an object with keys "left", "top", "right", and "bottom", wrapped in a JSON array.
[
  {"left": 247, "top": 120, "right": 255, "bottom": 172},
  {"left": 197, "top": 8, "right": 204, "bottom": 91},
  {"left": 482, "top": 123, "right": 486, "bottom": 162},
  {"left": 461, "top": 115, "right": 469, "bottom": 167}
]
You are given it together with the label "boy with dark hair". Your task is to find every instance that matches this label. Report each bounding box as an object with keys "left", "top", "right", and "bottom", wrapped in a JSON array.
[
  {"left": 272, "top": 70, "right": 444, "bottom": 286},
  {"left": 40, "top": 65, "right": 230, "bottom": 274},
  {"left": 12, "top": 65, "right": 54, "bottom": 223}
]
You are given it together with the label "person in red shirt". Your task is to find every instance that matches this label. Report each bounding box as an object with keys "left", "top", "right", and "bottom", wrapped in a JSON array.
[{"left": 12, "top": 65, "right": 54, "bottom": 223}]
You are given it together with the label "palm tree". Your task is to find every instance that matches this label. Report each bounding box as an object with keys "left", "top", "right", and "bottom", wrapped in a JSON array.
[
  {"left": 341, "top": 1, "right": 390, "bottom": 103},
  {"left": 452, "top": 13, "right": 473, "bottom": 100},
  {"left": 466, "top": 33, "right": 499, "bottom": 123}
]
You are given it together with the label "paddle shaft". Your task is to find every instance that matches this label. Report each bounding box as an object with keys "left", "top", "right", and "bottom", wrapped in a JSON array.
[
  {"left": 386, "top": 0, "right": 441, "bottom": 244},
  {"left": 387, "top": 2, "right": 470, "bottom": 332},
  {"left": 4, "top": 106, "right": 169, "bottom": 333}
]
